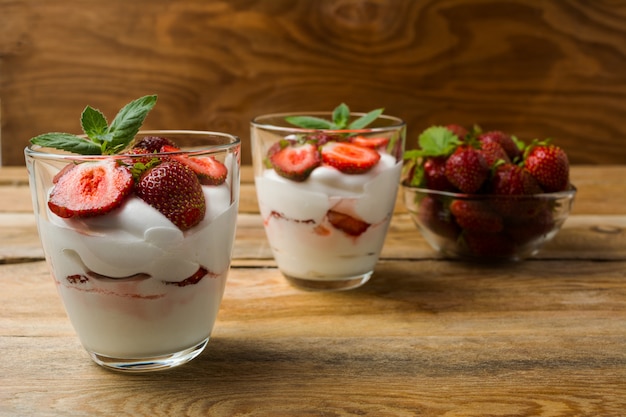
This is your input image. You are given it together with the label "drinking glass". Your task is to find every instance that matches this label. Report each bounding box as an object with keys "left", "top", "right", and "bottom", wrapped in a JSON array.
[
  {"left": 25, "top": 130, "right": 240, "bottom": 372},
  {"left": 251, "top": 112, "right": 405, "bottom": 291}
]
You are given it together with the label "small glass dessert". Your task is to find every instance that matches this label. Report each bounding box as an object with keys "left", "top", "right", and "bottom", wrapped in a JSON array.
[
  {"left": 25, "top": 96, "right": 241, "bottom": 372},
  {"left": 251, "top": 104, "right": 405, "bottom": 291}
]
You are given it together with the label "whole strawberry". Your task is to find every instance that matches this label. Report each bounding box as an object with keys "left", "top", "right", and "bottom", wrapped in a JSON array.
[
  {"left": 490, "top": 163, "right": 542, "bottom": 196},
  {"left": 423, "top": 156, "right": 455, "bottom": 191},
  {"left": 444, "top": 146, "right": 489, "bottom": 194},
  {"left": 478, "top": 130, "right": 522, "bottom": 161},
  {"left": 136, "top": 160, "right": 206, "bottom": 230},
  {"left": 524, "top": 144, "right": 570, "bottom": 192}
]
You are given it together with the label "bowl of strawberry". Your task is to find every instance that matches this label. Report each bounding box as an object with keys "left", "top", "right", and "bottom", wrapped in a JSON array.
[{"left": 402, "top": 125, "right": 576, "bottom": 261}]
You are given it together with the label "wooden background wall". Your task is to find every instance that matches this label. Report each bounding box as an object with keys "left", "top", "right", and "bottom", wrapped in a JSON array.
[{"left": 1, "top": 0, "right": 625, "bottom": 166}]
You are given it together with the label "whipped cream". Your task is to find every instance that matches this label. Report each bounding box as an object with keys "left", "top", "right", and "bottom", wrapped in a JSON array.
[
  {"left": 255, "top": 153, "right": 401, "bottom": 280},
  {"left": 37, "top": 183, "right": 237, "bottom": 358}
]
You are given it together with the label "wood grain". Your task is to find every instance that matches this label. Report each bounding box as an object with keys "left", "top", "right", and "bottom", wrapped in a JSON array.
[{"left": 2, "top": 0, "right": 626, "bottom": 166}]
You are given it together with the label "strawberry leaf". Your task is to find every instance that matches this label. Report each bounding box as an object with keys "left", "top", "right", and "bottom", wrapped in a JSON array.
[
  {"left": 349, "top": 108, "right": 384, "bottom": 130},
  {"left": 418, "top": 126, "right": 460, "bottom": 157},
  {"left": 29, "top": 133, "right": 102, "bottom": 155}
]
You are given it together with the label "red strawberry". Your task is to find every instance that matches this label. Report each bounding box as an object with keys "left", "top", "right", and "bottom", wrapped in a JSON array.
[
  {"left": 524, "top": 144, "right": 570, "bottom": 192},
  {"left": 350, "top": 135, "right": 390, "bottom": 149},
  {"left": 478, "top": 131, "right": 521, "bottom": 161},
  {"left": 161, "top": 145, "right": 228, "bottom": 185},
  {"left": 417, "top": 195, "right": 460, "bottom": 239},
  {"left": 490, "top": 163, "right": 542, "bottom": 196},
  {"left": 134, "top": 136, "right": 176, "bottom": 153},
  {"left": 321, "top": 142, "right": 380, "bottom": 174},
  {"left": 327, "top": 210, "right": 370, "bottom": 236},
  {"left": 48, "top": 160, "right": 133, "bottom": 218},
  {"left": 462, "top": 232, "right": 516, "bottom": 259},
  {"left": 449, "top": 200, "right": 503, "bottom": 233},
  {"left": 269, "top": 142, "right": 321, "bottom": 181},
  {"left": 135, "top": 160, "right": 206, "bottom": 230},
  {"left": 423, "top": 156, "right": 455, "bottom": 191},
  {"left": 444, "top": 146, "right": 489, "bottom": 193},
  {"left": 446, "top": 124, "right": 468, "bottom": 141},
  {"left": 307, "top": 133, "right": 345, "bottom": 147},
  {"left": 478, "top": 141, "right": 510, "bottom": 168}
]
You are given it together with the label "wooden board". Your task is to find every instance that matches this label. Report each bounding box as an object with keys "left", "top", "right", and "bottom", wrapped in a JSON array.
[{"left": 2, "top": 0, "right": 626, "bottom": 166}]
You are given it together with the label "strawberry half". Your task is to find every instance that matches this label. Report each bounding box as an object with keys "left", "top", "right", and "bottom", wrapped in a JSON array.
[
  {"left": 161, "top": 145, "right": 228, "bottom": 185},
  {"left": 321, "top": 142, "right": 380, "bottom": 174},
  {"left": 48, "top": 160, "right": 134, "bottom": 218},
  {"left": 135, "top": 160, "right": 206, "bottom": 231},
  {"left": 269, "top": 142, "right": 321, "bottom": 182}
]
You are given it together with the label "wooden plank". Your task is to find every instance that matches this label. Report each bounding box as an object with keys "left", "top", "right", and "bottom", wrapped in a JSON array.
[
  {"left": 1, "top": 260, "right": 625, "bottom": 415},
  {"left": 2, "top": 1, "right": 626, "bottom": 166}
]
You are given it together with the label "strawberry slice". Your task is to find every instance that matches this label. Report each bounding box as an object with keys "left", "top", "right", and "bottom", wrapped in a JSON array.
[
  {"left": 321, "top": 142, "right": 380, "bottom": 174},
  {"left": 161, "top": 145, "right": 228, "bottom": 185},
  {"left": 269, "top": 142, "right": 321, "bottom": 182},
  {"left": 327, "top": 210, "right": 370, "bottom": 236},
  {"left": 48, "top": 160, "right": 134, "bottom": 218},
  {"left": 350, "top": 135, "right": 389, "bottom": 149}
]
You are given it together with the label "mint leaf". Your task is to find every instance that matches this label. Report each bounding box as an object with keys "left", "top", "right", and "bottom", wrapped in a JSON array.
[
  {"left": 107, "top": 95, "right": 157, "bottom": 153},
  {"left": 332, "top": 103, "right": 350, "bottom": 129},
  {"left": 30, "top": 133, "right": 102, "bottom": 155},
  {"left": 418, "top": 126, "right": 460, "bottom": 157},
  {"left": 349, "top": 108, "right": 384, "bottom": 130},
  {"left": 81, "top": 105, "right": 111, "bottom": 145},
  {"left": 285, "top": 116, "right": 335, "bottom": 129}
]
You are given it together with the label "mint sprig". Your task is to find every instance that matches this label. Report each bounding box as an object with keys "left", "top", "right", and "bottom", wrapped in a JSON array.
[
  {"left": 30, "top": 95, "right": 157, "bottom": 155},
  {"left": 285, "top": 103, "right": 384, "bottom": 131}
]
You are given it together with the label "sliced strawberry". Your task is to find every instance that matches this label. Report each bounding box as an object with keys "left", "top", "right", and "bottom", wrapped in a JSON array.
[
  {"left": 164, "top": 267, "right": 209, "bottom": 287},
  {"left": 327, "top": 210, "right": 370, "bottom": 236},
  {"left": 270, "top": 142, "right": 321, "bottom": 182},
  {"left": 48, "top": 160, "right": 133, "bottom": 218},
  {"left": 160, "top": 145, "right": 228, "bottom": 185},
  {"left": 136, "top": 160, "right": 206, "bottom": 230},
  {"left": 321, "top": 142, "right": 380, "bottom": 174},
  {"left": 350, "top": 135, "right": 390, "bottom": 149}
]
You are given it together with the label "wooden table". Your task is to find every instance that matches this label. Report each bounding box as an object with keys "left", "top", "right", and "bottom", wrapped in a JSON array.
[{"left": 1, "top": 165, "right": 625, "bottom": 416}]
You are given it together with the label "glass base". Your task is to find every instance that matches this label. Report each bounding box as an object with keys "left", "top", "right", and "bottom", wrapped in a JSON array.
[
  {"left": 89, "top": 338, "right": 209, "bottom": 373},
  {"left": 284, "top": 271, "right": 372, "bottom": 292}
]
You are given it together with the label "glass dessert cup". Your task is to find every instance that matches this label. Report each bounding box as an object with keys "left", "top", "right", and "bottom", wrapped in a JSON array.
[
  {"left": 25, "top": 130, "right": 241, "bottom": 372},
  {"left": 251, "top": 112, "right": 405, "bottom": 291},
  {"left": 402, "top": 183, "right": 577, "bottom": 261}
]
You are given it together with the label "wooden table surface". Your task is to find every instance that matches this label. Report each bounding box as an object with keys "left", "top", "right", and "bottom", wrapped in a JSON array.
[{"left": 1, "top": 165, "right": 625, "bottom": 416}]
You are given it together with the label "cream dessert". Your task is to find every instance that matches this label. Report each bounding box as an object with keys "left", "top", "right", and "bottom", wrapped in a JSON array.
[
  {"left": 256, "top": 153, "right": 401, "bottom": 280},
  {"left": 37, "top": 183, "right": 237, "bottom": 359},
  {"left": 251, "top": 104, "right": 405, "bottom": 290},
  {"left": 25, "top": 94, "right": 240, "bottom": 371}
]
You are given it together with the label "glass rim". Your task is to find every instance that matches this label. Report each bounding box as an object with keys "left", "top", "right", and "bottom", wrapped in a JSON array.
[
  {"left": 251, "top": 112, "right": 406, "bottom": 134},
  {"left": 401, "top": 182, "right": 578, "bottom": 199},
  {"left": 24, "top": 129, "right": 241, "bottom": 161}
]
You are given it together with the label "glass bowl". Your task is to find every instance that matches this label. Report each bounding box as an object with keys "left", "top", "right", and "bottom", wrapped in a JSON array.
[{"left": 401, "top": 182, "right": 577, "bottom": 261}]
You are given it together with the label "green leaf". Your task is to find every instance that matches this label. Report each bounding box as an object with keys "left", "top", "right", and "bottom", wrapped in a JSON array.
[
  {"left": 107, "top": 95, "right": 157, "bottom": 151},
  {"left": 332, "top": 103, "right": 350, "bottom": 129},
  {"left": 417, "top": 126, "right": 460, "bottom": 157},
  {"left": 29, "top": 133, "right": 102, "bottom": 155},
  {"left": 285, "top": 116, "right": 335, "bottom": 129},
  {"left": 80, "top": 106, "right": 108, "bottom": 141},
  {"left": 349, "top": 108, "right": 384, "bottom": 130}
]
